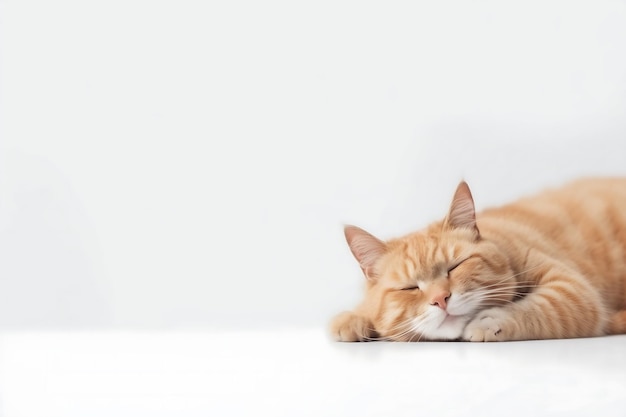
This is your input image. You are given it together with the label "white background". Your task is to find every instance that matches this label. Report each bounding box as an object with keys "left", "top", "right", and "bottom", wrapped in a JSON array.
[{"left": 2, "top": 0, "right": 626, "bottom": 330}]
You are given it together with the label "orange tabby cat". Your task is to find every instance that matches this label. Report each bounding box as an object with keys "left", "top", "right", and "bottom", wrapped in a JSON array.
[{"left": 331, "top": 178, "right": 626, "bottom": 342}]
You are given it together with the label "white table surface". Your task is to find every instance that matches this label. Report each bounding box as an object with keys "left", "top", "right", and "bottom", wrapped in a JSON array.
[{"left": 0, "top": 328, "right": 624, "bottom": 417}]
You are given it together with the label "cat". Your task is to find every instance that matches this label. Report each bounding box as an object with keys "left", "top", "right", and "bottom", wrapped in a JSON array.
[{"left": 330, "top": 178, "right": 626, "bottom": 342}]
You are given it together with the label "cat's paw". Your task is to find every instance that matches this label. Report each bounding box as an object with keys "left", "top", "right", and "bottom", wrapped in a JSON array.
[
  {"left": 330, "top": 311, "right": 375, "bottom": 342},
  {"left": 463, "top": 308, "right": 510, "bottom": 342}
]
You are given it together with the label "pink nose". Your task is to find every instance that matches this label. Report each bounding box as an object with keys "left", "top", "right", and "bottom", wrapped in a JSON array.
[{"left": 431, "top": 292, "right": 451, "bottom": 310}]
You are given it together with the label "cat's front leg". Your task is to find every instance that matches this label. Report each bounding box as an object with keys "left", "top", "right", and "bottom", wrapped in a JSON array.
[
  {"left": 464, "top": 253, "right": 607, "bottom": 342},
  {"left": 463, "top": 307, "right": 518, "bottom": 342},
  {"left": 330, "top": 311, "right": 377, "bottom": 342}
]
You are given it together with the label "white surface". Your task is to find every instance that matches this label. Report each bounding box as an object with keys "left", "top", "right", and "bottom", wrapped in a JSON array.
[{"left": 1, "top": 330, "right": 625, "bottom": 417}]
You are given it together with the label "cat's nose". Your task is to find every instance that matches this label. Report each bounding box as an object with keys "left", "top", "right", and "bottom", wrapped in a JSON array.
[{"left": 430, "top": 292, "right": 451, "bottom": 310}]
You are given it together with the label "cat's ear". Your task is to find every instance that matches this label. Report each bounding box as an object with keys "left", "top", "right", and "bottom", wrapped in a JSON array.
[
  {"left": 445, "top": 181, "right": 480, "bottom": 236},
  {"left": 344, "top": 225, "right": 387, "bottom": 282}
]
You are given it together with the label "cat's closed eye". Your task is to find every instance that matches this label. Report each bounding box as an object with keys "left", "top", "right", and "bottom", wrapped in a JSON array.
[
  {"left": 400, "top": 285, "right": 420, "bottom": 291},
  {"left": 447, "top": 261, "right": 465, "bottom": 275}
]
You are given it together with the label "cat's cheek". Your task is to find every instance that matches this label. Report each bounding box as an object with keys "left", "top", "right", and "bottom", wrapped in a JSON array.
[{"left": 463, "top": 308, "right": 513, "bottom": 342}]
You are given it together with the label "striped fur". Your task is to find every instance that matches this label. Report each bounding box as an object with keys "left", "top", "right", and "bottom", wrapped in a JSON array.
[{"left": 331, "top": 178, "right": 626, "bottom": 342}]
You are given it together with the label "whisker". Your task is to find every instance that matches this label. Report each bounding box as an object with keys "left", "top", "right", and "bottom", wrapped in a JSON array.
[
  {"left": 379, "top": 317, "right": 420, "bottom": 341},
  {"left": 471, "top": 263, "right": 546, "bottom": 292},
  {"left": 468, "top": 287, "right": 537, "bottom": 296},
  {"left": 479, "top": 281, "right": 539, "bottom": 289},
  {"left": 390, "top": 326, "right": 417, "bottom": 342}
]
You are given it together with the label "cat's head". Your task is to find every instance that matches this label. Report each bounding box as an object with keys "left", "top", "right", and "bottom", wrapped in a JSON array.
[{"left": 343, "top": 182, "right": 516, "bottom": 341}]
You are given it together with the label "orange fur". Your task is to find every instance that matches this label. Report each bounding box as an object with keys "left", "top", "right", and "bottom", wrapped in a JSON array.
[{"left": 330, "top": 178, "right": 626, "bottom": 342}]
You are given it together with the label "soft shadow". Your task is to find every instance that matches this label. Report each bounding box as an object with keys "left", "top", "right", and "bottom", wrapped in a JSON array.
[{"left": 0, "top": 150, "right": 111, "bottom": 328}]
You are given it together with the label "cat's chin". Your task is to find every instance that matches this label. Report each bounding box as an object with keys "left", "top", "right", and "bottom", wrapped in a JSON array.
[{"left": 423, "top": 314, "right": 468, "bottom": 341}]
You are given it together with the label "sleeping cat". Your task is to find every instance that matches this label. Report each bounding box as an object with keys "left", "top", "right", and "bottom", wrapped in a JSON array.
[{"left": 331, "top": 178, "right": 626, "bottom": 342}]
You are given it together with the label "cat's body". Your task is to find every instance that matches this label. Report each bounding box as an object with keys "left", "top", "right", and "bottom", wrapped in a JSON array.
[{"left": 331, "top": 178, "right": 626, "bottom": 342}]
